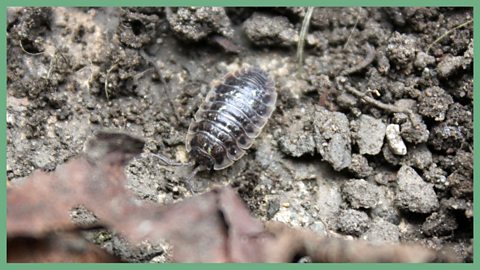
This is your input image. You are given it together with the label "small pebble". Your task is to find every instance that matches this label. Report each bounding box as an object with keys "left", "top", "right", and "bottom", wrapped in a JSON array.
[{"left": 385, "top": 124, "right": 407, "bottom": 155}]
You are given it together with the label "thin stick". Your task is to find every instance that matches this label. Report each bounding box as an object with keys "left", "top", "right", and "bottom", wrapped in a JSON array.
[
  {"left": 426, "top": 19, "right": 473, "bottom": 54},
  {"left": 19, "top": 39, "right": 45, "bottom": 55},
  {"left": 104, "top": 64, "right": 118, "bottom": 100},
  {"left": 46, "top": 50, "right": 68, "bottom": 80},
  {"left": 341, "top": 43, "right": 376, "bottom": 76},
  {"left": 343, "top": 15, "right": 360, "bottom": 50},
  {"left": 297, "top": 7, "right": 315, "bottom": 73},
  {"left": 345, "top": 85, "right": 419, "bottom": 127}
]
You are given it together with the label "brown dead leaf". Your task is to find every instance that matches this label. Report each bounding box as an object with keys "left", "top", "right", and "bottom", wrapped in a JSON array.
[
  {"left": 8, "top": 233, "right": 121, "bottom": 263},
  {"left": 7, "top": 131, "right": 459, "bottom": 263}
]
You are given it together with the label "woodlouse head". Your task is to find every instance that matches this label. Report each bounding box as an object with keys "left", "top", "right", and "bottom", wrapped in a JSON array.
[{"left": 189, "top": 147, "right": 216, "bottom": 171}]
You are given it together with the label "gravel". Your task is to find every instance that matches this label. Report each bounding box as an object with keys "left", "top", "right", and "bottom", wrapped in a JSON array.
[
  {"left": 352, "top": 114, "right": 386, "bottom": 156},
  {"left": 342, "top": 179, "right": 380, "bottom": 209},
  {"left": 385, "top": 124, "right": 407, "bottom": 155},
  {"left": 395, "top": 165, "right": 439, "bottom": 214},
  {"left": 336, "top": 209, "right": 370, "bottom": 236},
  {"left": 361, "top": 218, "right": 400, "bottom": 243}
]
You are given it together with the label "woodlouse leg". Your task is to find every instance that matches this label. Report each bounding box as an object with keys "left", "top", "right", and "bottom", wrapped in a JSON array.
[
  {"left": 151, "top": 153, "right": 193, "bottom": 167},
  {"left": 184, "top": 165, "right": 207, "bottom": 194}
]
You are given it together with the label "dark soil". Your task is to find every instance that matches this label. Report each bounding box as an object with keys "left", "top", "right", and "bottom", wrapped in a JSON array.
[{"left": 7, "top": 7, "right": 473, "bottom": 262}]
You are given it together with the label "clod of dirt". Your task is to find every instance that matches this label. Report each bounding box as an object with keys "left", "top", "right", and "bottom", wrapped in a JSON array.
[
  {"left": 429, "top": 124, "right": 464, "bottom": 154},
  {"left": 422, "top": 211, "right": 458, "bottom": 237},
  {"left": 392, "top": 100, "right": 430, "bottom": 144},
  {"left": 414, "top": 51, "right": 435, "bottom": 70},
  {"left": 277, "top": 108, "right": 316, "bottom": 157},
  {"left": 422, "top": 164, "right": 448, "bottom": 190},
  {"left": 314, "top": 107, "right": 352, "bottom": 171},
  {"left": 342, "top": 179, "right": 380, "bottom": 209},
  {"left": 376, "top": 49, "right": 391, "bottom": 74},
  {"left": 371, "top": 203, "right": 401, "bottom": 225},
  {"left": 335, "top": 93, "right": 357, "bottom": 110},
  {"left": 372, "top": 170, "right": 396, "bottom": 186},
  {"left": 271, "top": 197, "right": 318, "bottom": 230},
  {"left": 243, "top": 12, "right": 298, "bottom": 47},
  {"left": 448, "top": 171, "right": 473, "bottom": 199},
  {"left": 361, "top": 218, "right": 400, "bottom": 243},
  {"left": 387, "top": 7, "right": 440, "bottom": 32},
  {"left": 395, "top": 165, "right": 439, "bottom": 214},
  {"left": 351, "top": 114, "right": 386, "bottom": 155},
  {"left": 404, "top": 144, "right": 432, "bottom": 169},
  {"left": 445, "top": 103, "right": 473, "bottom": 132},
  {"left": 277, "top": 104, "right": 352, "bottom": 171},
  {"left": 436, "top": 55, "right": 468, "bottom": 78},
  {"left": 428, "top": 103, "right": 472, "bottom": 153},
  {"left": 438, "top": 150, "right": 473, "bottom": 176},
  {"left": 336, "top": 209, "right": 370, "bottom": 236},
  {"left": 386, "top": 32, "right": 418, "bottom": 73},
  {"left": 453, "top": 150, "right": 473, "bottom": 175},
  {"left": 9, "top": 7, "right": 52, "bottom": 53},
  {"left": 305, "top": 31, "right": 329, "bottom": 51},
  {"left": 385, "top": 124, "right": 407, "bottom": 155},
  {"left": 441, "top": 198, "right": 472, "bottom": 219},
  {"left": 97, "top": 45, "right": 147, "bottom": 98},
  {"left": 118, "top": 9, "right": 160, "bottom": 48},
  {"left": 166, "top": 7, "right": 233, "bottom": 42},
  {"left": 347, "top": 154, "right": 374, "bottom": 178},
  {"left": 310, "top": 7, "right": 368, "bottom": 30},
  {"left": 381, "top": 7, "right": 409, "bottom": 27},
  {"left": 399, "top": 114, "right": 430, "bottom": 144},
  {"left": 384, "top": 143, "right": 432, "bottom": 170},
  {"left": 278, "top": 132, "right": 316, "bottom": 157},
  {"left": 418, "top": 86, "right": 453, "bottom": 122}
]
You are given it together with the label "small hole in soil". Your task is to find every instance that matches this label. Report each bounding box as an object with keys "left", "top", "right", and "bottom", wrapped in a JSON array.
[{"left": 130, "top": 20, "right": 145, "bottom": 36}]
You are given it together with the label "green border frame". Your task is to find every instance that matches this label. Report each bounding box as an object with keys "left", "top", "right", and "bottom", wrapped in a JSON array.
[{"left": 1, "top": 0, "right": 477, "bottom": 268}]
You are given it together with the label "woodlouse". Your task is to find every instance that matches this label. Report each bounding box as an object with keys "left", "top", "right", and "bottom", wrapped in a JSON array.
[
  {"left": 187, "top": 66, "right": 277, "bottom": 171},
  {"left": 156, "top": 66, "right": 276, "bottom": 178}
]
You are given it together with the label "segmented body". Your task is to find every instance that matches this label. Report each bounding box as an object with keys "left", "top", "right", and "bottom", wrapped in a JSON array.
[{"left": 186, "top": 67, "right": 277, "bottom": 170}]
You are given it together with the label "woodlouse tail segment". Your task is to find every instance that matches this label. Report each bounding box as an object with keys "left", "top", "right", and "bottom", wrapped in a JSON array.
[{"left": 151, "top": 152, "right": 194, "bottom": 167}]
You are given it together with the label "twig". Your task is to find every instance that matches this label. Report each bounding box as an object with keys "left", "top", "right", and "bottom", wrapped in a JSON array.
[
  {"left": 104, "top": 64, "right": 118, "bottom": 100},
  {"left": 296, "top": 7, "right": 315, "bottom": 73},
  {"left": 345, "top": 85, "right": 419, "bottom": 127},
  {"left": 341, "top": 43, "right": 376, "bottom": 76},
  {"left": 133, "top": 67, "right": 154, "bottom": 82},
  {"left": 426, "top": 19, "right": 473, "bottom": 54},
  {"left": 86, "top": 59, "right": 95, "bottom": 93},
  {"left": 343, "top": 15, "right": 360, "bottom": 50},
  {"left": 46, "top": 50, "right": 69, "bottom": 80},
  {"left": 40, "top": 49, "right": 69, "bottom": 92},
  {"left": 75, "top": 60, "right": 95, "bottom": 93}
]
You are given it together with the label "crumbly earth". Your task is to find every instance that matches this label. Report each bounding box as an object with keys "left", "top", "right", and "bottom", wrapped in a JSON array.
[{"left": 6, "top": 7, "right": 473, "bottom": 262}]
